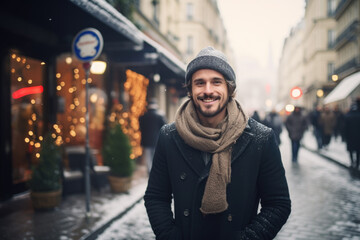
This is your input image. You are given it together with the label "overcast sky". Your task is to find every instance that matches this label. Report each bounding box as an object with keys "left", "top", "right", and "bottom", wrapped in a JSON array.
[{"left": 218, "top": 0, "right": 305, "bottom": 68}]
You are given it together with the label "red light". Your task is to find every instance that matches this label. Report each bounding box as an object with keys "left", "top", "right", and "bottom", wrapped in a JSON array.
[
  {"left": 265, "top": 84, "right": 271, "bottom": 93},
  {"left": 12, "top": 86, "right": 44, "bottom": 99},
  {"left": 290, "top": 86, "right": 303, "bottom": 99}
]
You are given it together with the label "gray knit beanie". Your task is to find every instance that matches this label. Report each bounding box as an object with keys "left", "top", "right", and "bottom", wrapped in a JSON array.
[{"left": 185, "top": 46, "right": 236, "bottom": 85}]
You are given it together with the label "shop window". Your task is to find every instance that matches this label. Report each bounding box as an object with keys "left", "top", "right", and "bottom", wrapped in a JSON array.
[
  {"left": 108, "top": 70, "right": 149, "bottom": 160},
  {"left": 54, "top": 55, "right": 149, "bottom": 167},
  {"left": 10, "top": 52, "right": 44, "bottom": 184},
  {"left": 55, "top": 54, "right": 107, "bottom": 165}
]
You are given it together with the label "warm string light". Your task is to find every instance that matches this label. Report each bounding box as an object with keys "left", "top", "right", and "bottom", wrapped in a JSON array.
[
  {"left": 12, "top": 53, "right": 65, "bottom": 163},
  {"left": 57, "top": 63, "right": 95, "bottom": 145},
  {"left": 14, "top": 54, "right": 149, "bottom": 162},
  {"left": 53, "top": 124, "right": 63, "bottom": 146},
  {"left": 55, "top": 58, "right": 82, "bottom": 145},
  {"left": 109, "top": 70, "right": 149, "bottom": 159},
  {"left": 60, "top": 67, "right": 82, "bottom": 143},
  {"left": 12, "top": 53, "right": 44, "bottom": 159}
]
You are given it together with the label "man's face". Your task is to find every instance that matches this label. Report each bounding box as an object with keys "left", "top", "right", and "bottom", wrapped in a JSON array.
[{"left": 190, "top": 69, "right": 229, "bottom": 120}]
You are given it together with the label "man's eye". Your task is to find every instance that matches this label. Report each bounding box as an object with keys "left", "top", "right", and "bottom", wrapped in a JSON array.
[{"left": 195, "top": 81, "right": 204, "bottom": 85}]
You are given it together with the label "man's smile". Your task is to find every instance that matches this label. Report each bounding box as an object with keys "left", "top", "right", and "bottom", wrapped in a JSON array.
[{"left": 198, "top": 95, "right": 220, "bottom": 103}]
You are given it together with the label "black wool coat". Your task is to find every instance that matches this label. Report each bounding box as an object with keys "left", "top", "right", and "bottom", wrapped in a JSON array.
[
  {"left": 144, "top": 118, "right": 291, "bottom": 240},
  {"left": 344, "top": 109, "right": 360, "bottom": 151}
]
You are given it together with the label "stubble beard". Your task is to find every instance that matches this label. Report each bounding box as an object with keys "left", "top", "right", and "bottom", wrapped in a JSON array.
[{"left": 192, "top": 96, "right": 227, "bottom": 118}]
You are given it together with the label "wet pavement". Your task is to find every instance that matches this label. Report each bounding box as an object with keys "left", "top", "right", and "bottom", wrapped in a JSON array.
[
  {"left": 96, "top": 131, "right": 360, "bottom": 240},
  {"left": 276, "top": 132, "right": 360, "bottom": 239},
  {"left": 0, "top": 165, "right": 148, "bottom": 240},
  {"left": 0, "top": 131, "right": 359, "bottom": 240}
]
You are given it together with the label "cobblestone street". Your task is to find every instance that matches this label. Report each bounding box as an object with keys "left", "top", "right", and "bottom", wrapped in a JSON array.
[
  {"left": 276, "top": 134, "right": 360, "bottom": 240},
  {"left": 97, "top": 132, "right": 360, "bottom": 240}
]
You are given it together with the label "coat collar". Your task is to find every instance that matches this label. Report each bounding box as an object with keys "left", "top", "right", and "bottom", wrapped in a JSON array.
[
  {"left": 172, "top": 123, "right": 253, "bottom": 177},
  {"left": 231, "top": 123, "right": 253, "bottom": 162}
]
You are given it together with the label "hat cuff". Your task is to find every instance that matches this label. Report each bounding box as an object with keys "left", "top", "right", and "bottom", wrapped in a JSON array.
[{"left": 185, "top": 55, "right": 235, "bottom": 84}]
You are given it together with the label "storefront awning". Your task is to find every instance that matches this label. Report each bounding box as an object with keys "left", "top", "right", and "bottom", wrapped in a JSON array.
[
  {"left": 108, "top": 33, "right": 186, "bottom": 92},
  {"left": 142, "top": 34, "right": 186, "bottom": 77},
  {"left": 70, "top": 0, "right": 186, "bottom": 91},
  {"left": 69, "top": 0, "right": 143, "bottom": 48},
  {"left": 324, "top": 71, "right": 360, "bottom": 104}
]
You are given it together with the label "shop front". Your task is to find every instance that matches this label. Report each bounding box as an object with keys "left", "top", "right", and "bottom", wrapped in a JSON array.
[{"left": 0, "top": 0, "right": 185, "bottom": 200}]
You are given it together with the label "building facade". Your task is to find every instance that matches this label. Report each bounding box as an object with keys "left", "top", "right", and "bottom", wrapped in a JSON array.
[
  {"left": 134, "top": 0, "right": 232, "bottom": 63},
  {"left": 132, "top": 0, "right": 233, "bottom": 120},
  {"left": 326, "top": 0, "right": 360, "bottom": 109},
  {"left": 278, "top": 22, "right": 305, "bottom": 109},
  {"left": 278, "top": 0, "right": 360, "bottom": 111},
  {"left": 278, "top": 0, "right": 338, "bottom": 110}
]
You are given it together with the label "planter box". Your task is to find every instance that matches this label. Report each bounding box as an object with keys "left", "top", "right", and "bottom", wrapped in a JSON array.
[
  {"left": 108, "top": 175, "right": 132, "bottom": 193},
  {"left": 30, "top": 189, "right": 62, "bottom": 210}
]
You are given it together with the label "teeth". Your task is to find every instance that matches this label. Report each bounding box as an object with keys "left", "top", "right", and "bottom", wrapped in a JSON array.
[{"left": 203, "top": 99, "right": 214, "bottom": 102}]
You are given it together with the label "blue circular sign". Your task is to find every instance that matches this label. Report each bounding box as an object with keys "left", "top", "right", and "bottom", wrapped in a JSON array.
[{"left": 72, "top": 28, "right": 103, "bottom": 62}]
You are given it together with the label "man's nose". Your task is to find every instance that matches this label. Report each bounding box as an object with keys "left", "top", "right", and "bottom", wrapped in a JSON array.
[{"left": 204, "top": 82, "right": 213, "bottom": 94}]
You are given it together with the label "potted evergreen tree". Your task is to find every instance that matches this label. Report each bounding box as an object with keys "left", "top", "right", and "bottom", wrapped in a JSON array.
[
  {"left": 29, "top": 132, "right": 62, "bottom": 210},
  {"left": 102, "top": 123, "right": 135, "bottom": 193}
]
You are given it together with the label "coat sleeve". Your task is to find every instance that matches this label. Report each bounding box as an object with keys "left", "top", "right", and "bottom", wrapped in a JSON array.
[
  {"left": 144, "top": 126, "right": 182, "bottom": 240},
  {"left": 235, "top": 130, "right": 291, "bottom": 240}
]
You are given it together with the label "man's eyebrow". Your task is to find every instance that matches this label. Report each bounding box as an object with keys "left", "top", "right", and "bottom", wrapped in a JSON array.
[
  {"left": 193, "top": 76, "right": 225, "bottom": 82},
  {"left": 193, "top": 78, "right": 204, "bottom": 82}
]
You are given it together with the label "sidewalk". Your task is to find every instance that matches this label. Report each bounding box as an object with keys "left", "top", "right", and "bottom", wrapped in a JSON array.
[
  {"left": 301, "top": 130, "right": 353, "bottom": 169},
  {"left": 0, "top": 165, "right": 148, "bottom": 240}
]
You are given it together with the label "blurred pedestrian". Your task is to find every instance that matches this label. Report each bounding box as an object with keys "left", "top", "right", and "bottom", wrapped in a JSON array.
[
  {"left": 144, "top": 46, "right": 291, "bottom": 239},
  {"left": 333, "top": 105, "right": 345, "bottom": 142},
  {"left": 344, "top": 98, "right": 360, "bottom": 169},
  {"left": 285, "top": 106, "right": 308, "bottom": 162},
  {"left": 309, "top": 105, "right": 323, "bottom": 149},
  {"left": 139, "top": 99, "right": 167, "bottom": 174},
  {"left": 251, "top": 110, "right": 262, "bottom": 123},
  {"left": 263, "top": 109, "right": 283, "bottom": 145},
  {"left": 318, "top": 106, "right": 336, "bottom": 149}
]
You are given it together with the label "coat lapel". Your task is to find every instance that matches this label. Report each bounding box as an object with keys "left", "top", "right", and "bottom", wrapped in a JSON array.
[
  {"left": 172, "top": 131, "right": 204, "bottom": 177},
  {"left": 231, "top": 124, "right": 253, "bottom": 163}
]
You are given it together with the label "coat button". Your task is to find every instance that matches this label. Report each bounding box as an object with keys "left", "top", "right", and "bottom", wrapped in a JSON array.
[
  {"left": 227, "top": 214, "right": 233, "bottom": 222},
  {"left": 183, "top": 209, "right": 190, "bottom": 217},
  {"left": 180, "top": 172, "right": 187, "bottom": 180}
]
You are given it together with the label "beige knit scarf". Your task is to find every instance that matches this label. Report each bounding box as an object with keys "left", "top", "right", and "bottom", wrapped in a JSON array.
[{"left": 175, "top": 98, "right": 248, "bottom": 214}]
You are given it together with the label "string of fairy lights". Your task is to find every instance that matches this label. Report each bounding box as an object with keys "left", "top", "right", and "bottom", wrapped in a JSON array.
[
  {"left": 11, "top": 53, "right": 63, "bottom": 161},
  {"left": 108, "top": 69, "right": 149, "bottom": 160},
  {"left": 12, "top": 53, "right": 149, "bottom": 164},
  {"left": 56, "top": 65, "right": 89, "bottom": 145}
]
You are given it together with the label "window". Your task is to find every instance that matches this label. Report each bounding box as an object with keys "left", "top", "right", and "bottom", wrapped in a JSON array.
[
  {"left": 187, "top": 36, "right": 193, "bottom": 55},
  {"left": 327, "top": 0, "right": 336, "bottom": 16},
  {"left": 55, "top": 54, "right": 107, "bottom": 153},
  {"left": 152, "top": 0, "right": 159, "bottom": 25},
  {"left": 10, "top": 51, "right": 44, "bottom": 184},
  {"left": 186, "top": 3, "right": 193, "bottom": 20},
  {"left": 328, "top": 62, "right": 335, "bottom": 81},
  {"left": 134, "top": 0, "right": 140, "bottom": 8},
  {"left": 328, "top": 29, "right": 335, "bottom": 48}
]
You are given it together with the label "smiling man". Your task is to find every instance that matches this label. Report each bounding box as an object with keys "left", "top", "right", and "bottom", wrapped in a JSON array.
[{"left": 144, "top": 47, "right": 291, "bottom": 240}]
